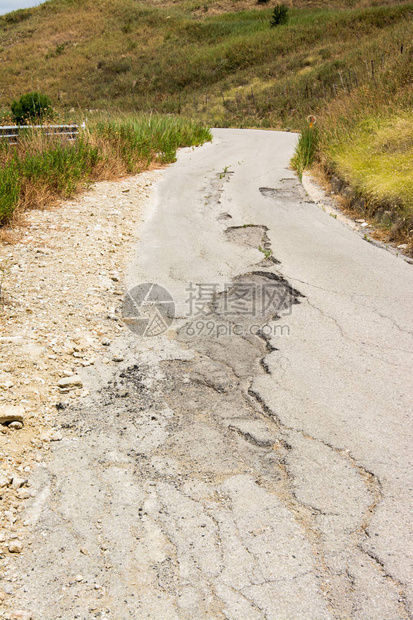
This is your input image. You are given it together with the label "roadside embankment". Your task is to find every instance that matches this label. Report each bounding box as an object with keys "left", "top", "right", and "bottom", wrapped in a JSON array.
[{"left": 292, "top": 39, "right": 413, "bottom": 252}]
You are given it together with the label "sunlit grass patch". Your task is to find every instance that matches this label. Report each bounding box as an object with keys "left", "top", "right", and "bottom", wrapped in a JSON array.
[{"left": 326, "top": 114, "right": 413, "bottom": 216}]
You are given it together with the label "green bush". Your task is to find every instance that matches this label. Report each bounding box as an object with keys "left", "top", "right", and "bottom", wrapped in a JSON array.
[
  {"left": 11, "top": 92, "right": 54, "bottom": 125},
  {"left": 270, "top": 4, "right": 289, "bottom": 27}
]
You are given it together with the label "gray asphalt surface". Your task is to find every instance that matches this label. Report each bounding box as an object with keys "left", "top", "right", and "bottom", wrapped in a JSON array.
[{"left": 14, "top": 129, "right": 413, "bottom": 619}]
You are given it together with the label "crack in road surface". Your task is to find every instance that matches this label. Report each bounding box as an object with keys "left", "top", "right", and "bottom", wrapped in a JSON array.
[{"left": 11, "top": 129, "right": 413, "bottom": 620}]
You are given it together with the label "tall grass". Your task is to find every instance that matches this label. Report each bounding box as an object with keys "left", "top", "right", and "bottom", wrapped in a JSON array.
[
  {"left": 328, "top": 115, "right": 413, "bottom": 208},
  {"left": 92, "top": 115, "right": 211, "bottom": 171},
  {"left": 0, "top": 115, "right": 211, "bottom": 224},
  {"left": 291, "top": 124, "right": 319, "bottom": 181}
]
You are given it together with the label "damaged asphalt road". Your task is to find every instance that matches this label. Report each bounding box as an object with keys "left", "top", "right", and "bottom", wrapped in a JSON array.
[{"left": 13, "top": 129, "right": 413, "bottom": 619}]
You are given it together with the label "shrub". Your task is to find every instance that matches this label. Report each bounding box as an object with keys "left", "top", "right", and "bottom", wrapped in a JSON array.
[
  {"left": 11, "top": 92, "right": 54, "bottom": 125},
  {"left": 270, "top": 4, "right": 289, "bottom": 27}
]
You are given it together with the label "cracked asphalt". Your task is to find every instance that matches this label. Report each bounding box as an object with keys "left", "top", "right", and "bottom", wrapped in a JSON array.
[{"left": 13, "top": 129, "right": 413, "bottom": 619}]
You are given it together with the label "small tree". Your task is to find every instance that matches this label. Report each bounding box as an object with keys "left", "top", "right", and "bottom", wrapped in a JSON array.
[
  {"left": 11, "top": 92, "right": 53, "bottom": 125},
  {"left": 270, "top": 4, "right": 289, "bottom": 27}
]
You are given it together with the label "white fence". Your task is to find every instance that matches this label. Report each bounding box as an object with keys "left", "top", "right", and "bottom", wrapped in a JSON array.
[{"left": 0, "top": 123, "right": 85, "bottom": 145}]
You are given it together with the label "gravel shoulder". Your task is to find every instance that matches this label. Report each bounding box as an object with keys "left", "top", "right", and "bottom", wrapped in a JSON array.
[{"left": 0, "top": 171, "right": 160, "bottom": 615}]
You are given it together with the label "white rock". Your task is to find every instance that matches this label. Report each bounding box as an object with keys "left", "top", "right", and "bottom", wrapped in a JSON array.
[
  {"left": 0, "top": 405, "right": 24, "bottom": 426},
  {"left": 57, "top": 376, "right": 83, "bottom": 390},
  {"left": 49, "top": 430, "right": 63, "bottom": 442},
  {"left": 0, "top": 474, "right": 12, "bottom": 488},
  {"left": 75, "top": 574, "right": 84, "bottom": 582},
  {"left": 0, "top": 380, "right": 14, "bottom": 389},
  {"left": 11, "top": 476, "right": 27, "bottom": 489},
  {"left": 8, "top": 540, "right": 23, "bottom": 553},
  {"left": 9, "top": 421, "right": 23, "bottom": 430},
  {"left": 397, "top": 243, "right": 408, "bottom": 250},
  {"left": 361, "top": 222, "right": 369, "bottom": 228}
]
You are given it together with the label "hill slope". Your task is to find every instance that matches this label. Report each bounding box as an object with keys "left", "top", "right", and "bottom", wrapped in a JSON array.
[{"left": 0, "top": 0, "right": 411, "bottom": 128}]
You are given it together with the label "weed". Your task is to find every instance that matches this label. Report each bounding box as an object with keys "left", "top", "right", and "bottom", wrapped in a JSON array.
[
  {"left": 258, "top": 244, "right": 272, "bottom": 259},
  {"left": 219, "top": 165, "right": 230, "bottom": 178}
]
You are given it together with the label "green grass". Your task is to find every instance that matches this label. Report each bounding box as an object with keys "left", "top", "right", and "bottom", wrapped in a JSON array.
[
  {"left": 289, "top": 7, "right": 413, "bottom": 238},
  {"left": 323, "top": 113, "right": 413, "bottom": 223},
  {"left": 0, "top": 115, "right": 211, "bottom": 224},
  {"left": 93, "top": 114, "right": 211, "bottom": 169}
]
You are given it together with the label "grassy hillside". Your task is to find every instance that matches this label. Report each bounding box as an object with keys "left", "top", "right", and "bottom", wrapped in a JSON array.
[
  {"left": 0, "top": 0, "right": 412, "bottom": 242},
  {"left": 0, "top": 0, "right": 411, "bottom": 128}
]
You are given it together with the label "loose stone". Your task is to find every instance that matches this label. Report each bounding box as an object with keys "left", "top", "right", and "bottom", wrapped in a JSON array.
[
  {"left": 57, "top": 375, "right": 83, "bottom": 390},
  {"left": 9, "top": 421, "right": 24, "bottom": 431},
  {"left": 10, "top": 611, "right": 33, "bottom": 620},
  {"left": 11, "top": 476, "right": 28, "bottom": 489},
  {"left": 8, "top": 540, "right": 23, "bottom": 553},
  {"left": 0, "top": 405, "right": 25, "bottom": 426}
]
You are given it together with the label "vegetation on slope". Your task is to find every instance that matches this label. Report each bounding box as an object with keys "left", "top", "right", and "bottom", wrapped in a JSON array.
[
  {"left": 0, "top": 0, "right": 411, "bottom": 128},
  {"left": 305, "top": 38, "right": 413, "bottom": 243}
]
